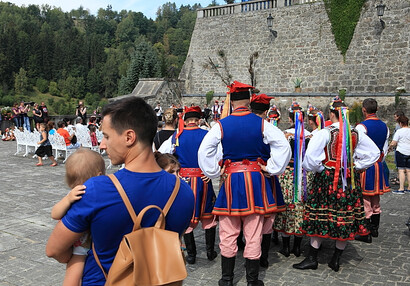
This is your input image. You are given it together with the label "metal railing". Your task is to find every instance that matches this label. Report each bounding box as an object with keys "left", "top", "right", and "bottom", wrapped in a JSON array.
[{"left": 198, "top": 0, "right": 277, "bottom": 18}]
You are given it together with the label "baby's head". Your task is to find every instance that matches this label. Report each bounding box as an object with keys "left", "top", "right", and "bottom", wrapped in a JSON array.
[
  {"left": 154, "top": 152, "right": 180, "bottom": 175},
  {"left": 65, "top": 148, "right": 106, "bottom": 188}
]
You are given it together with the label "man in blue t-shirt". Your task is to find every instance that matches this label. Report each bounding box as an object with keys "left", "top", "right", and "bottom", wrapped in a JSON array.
[{"left": 46, "top": 97, "right": 195, "bottom": 285}]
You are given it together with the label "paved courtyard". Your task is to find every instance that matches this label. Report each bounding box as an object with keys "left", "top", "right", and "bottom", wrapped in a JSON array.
[{"left": 0, "top": 140, "right": 409, "bottom": 285}]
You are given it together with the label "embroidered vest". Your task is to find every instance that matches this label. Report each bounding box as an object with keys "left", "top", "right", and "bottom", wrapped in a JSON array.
[{"left": 323, "top": 125, "right": 358, "bottom": 168}]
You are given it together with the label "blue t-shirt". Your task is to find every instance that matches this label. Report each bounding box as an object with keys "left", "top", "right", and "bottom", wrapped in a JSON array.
[{"left": 62, "top": 168, "right": 195, "bottom": 285}]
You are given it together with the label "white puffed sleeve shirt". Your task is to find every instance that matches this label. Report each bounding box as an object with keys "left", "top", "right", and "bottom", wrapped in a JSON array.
[{"left": 302, "top": 122, "right": 380, "bottom": 173}]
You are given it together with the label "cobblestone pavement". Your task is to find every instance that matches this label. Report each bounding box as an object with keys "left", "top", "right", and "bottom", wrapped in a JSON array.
[{"left": 0, "top": 141, "right": 409, "bottom": 286}]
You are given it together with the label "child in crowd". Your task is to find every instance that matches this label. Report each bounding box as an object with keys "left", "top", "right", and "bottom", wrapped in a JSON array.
[
  {"left": 88, "top": 125, "right": 98, "bottom": 147},
  {"left": 154, "top": 151, "right": 180, "bottom": 175},
  {"left": 48, "top": 121, "right": 56, "bottom": 135},
  {"left": 51, "top": 148, "right": 105, "bottom": 286},
  {"left": 2, "top": 127, "right": 15, "bottom": 141},
  {"left": 35, "top": 123, "right": 58, "bottom": 166}
]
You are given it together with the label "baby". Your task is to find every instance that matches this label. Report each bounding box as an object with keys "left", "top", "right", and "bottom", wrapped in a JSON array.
[{"left": 51, "top": 148, "right": 105, "bottom": 286}]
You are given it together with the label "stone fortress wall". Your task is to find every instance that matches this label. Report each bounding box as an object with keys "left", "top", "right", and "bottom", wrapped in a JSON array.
[{"left": 178, "top": 0, "right": 409, "bottom": 112}]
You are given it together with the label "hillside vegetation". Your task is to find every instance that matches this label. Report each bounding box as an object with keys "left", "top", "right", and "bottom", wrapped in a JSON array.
[{"left": 0, "top": 2, "right": 201, "bottom": 114}]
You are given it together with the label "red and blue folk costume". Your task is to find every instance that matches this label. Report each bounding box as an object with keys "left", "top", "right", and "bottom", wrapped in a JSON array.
[
  {"left": 174, "top": 124, "right": 216, "bottom": 224},
  {"left": 260, "top": 139, "right": 285, "bottom": 212},
  {"left": 213, "top": 107, "right": 283, "bottom": 216},
  {"left": 357, "top": 115, "right": 390, "bottom": 196}
]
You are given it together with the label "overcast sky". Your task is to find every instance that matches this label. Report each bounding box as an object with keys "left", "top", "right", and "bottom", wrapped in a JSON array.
[{"left": 3, "top": 0, "right": 216, "bottom": 19}]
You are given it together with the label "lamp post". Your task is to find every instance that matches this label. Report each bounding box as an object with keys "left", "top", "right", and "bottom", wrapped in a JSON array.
[
  {"left": 376, "top": 0, "right": 386, "bottom": 29},
  {"left": 267, "top": 13, "right": 277, "bottom": 38}
]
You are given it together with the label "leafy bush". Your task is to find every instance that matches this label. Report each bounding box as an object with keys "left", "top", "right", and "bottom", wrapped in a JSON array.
[
  {"left": 339, "top": 88, "right": 346, "bottom": 101},
  {"left": 49, "top": 81, "right": 60, "bottom": 96},
  {"left": 1, "top": 95, "right": 15, "bottom": 106},
  {"left": 324, "top": 0, "right": 366, "bottom": 57},
  {"left": 206, "top": 90, "right": 214, "bottom": 105},
  {"left": 349, "top": 101, "right": 363, "bottom": 125},
  {"left": 36, "top": 78, "right": 49, "bottom": 93}
]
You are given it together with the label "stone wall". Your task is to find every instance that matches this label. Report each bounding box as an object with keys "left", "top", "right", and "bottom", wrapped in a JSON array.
[{"left": 179, "top": 0, "right": 409, "bottom": 95}]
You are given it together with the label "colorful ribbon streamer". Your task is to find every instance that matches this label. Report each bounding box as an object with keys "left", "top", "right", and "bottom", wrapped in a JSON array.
[{"left": 293, "top": 111, "right": 307, "bottom": 203}]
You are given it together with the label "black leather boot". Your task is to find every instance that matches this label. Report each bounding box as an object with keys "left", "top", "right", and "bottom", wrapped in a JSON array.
[
  {"left": 328, "top": 247, "right": 343, "bottom": 272},
  {"left": 279, "top": 236, "right": 290, "bottom": 257},
  {"left": 354, "top": 218, "right": 372, "bottom": 243},
  {"left": 183, "top": 232, "right": 196, "bottom": 264},
  {"left": 245, "top": 259, "right": 264, "bottom": 286},
  {"left": 292, "top": 236, "right": 303, "bottom": 257},
  {"left": 218, "top": 256, "right": 235, "bottom": 286},
  {"left": 272, "top": 231, "right": 279, "bottom": 245},
  {"left": 237, "top": 230, "right": 246, "bottom": 251},
  {"left": 370, "top": 214, "right": 380, "bottom": 237},
  {"left": 205, "top": 227, "right": 218, "bottom": 261},
  {"left": 292, "top": 245, "right": 319, "bottom": 270},
  {"left": 260, "top": 234, "right": 271, "bottom": 268}
]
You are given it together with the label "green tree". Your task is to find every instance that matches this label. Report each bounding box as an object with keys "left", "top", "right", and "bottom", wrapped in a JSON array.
[
  {"left": 14, "top": 68, "right": 29, "bottom": 95},
  {"left": 63, "top": 76, "right": 85, "bottom": 98},
  {"left": 86, "top": 68, "right": 101, "bottom": 94},
  {"left": 118, "top": 39, "right": 161, "bottom": 95},
  {"left": 85, "top": 92, "right": 101, "bottom": 109},
  {"left": 115, "top": 12, "right": 139, "bottom": 43}
]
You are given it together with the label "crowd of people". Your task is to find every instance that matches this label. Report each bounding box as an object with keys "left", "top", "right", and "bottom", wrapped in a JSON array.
[{"left": 39, "top": 83, "right": 408, "bottom": 285}]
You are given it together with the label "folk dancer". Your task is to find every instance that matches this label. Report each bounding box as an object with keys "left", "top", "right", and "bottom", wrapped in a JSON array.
[
  {"left": 250, "top": 93, "right": 286, "bottom": 268},
  {"left": 355, "top": 98, "right": 390, "bottom": 243},
  {"left": 212, "top": 100, "right": 221, "bottom": 122},
  {"left": 267, "top": 105, "right": 281, "bottom": 127},
  {"left": 199, "top": 81, "right": 291, "bottom": 286},
  {"left": 273, "top": 102, "right": 311, "bottom": 258},
  {"left": 293, "top": 96, "right": 380, "bottom": 272},
  {"left": 306, "top": 104, "right": 325, "bottom": 136},
  {"left": 159, "top": 106, "right": 218, "bottom": 264}
]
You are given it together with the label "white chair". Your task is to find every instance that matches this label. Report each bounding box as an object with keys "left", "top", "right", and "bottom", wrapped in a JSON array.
[
  {"left": 96, "top": 129, "right": 104, "bottom": 143},
  {"left": 49, "top": 133, "right": 76, "bottom": 163},
  {"left": 76, "top": 129, "right": 92, "bottom": 149},
  {"left": 14, "top": 129, "right": 27, "bottom": 156},
  {"left": 25, "top": 130, "right": 40, "bottom": 157}
]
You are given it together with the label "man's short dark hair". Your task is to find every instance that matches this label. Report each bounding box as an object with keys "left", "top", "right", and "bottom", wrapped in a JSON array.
[
  {"left": 102, "top": 97, "right": 158, "bottom": 146},
  {"left": 362, "top": 98, "right": 378, "bottom": 114}
]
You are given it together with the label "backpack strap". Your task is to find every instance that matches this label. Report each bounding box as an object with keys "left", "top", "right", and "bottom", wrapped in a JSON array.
[
  {"left": 92, "top": 173, "right": 181, "bottom": 279},
  {"left": 108, "top": 174, "right": 139, "bottom": 224},
  {"left": 162, "top": 175, "right": 180, "bottom": 216},
  {"left": 92, "top": 243, "right": 107, "bottom": 278}
]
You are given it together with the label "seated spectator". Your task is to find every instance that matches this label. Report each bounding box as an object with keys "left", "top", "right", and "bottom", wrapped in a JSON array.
[
  {"left": 48, "top": 121, "right": 57, "bottom": 135},
  {"left": 75, "top": 117, "right": 88, "bottom": 133},
  {"left": 63, "top": 118, "right": 76, "bottom": 134},
  {"left": 2, "top": 127, "right": 15, "bottom": 141},
  {"left": 57, "top": 121, "right": 80, "bottom": 149}
]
